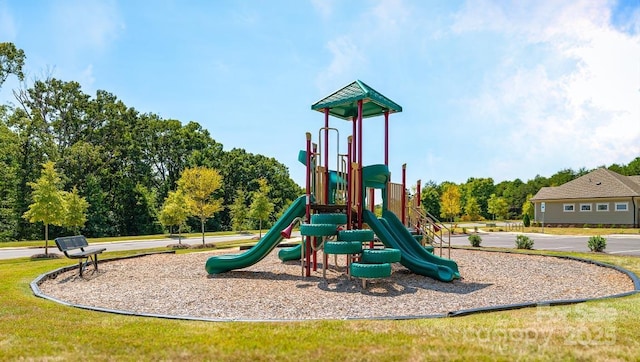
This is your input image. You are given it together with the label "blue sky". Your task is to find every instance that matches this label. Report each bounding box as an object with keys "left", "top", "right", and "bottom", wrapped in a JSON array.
[{"left": 1, "top": 0, "right": 639, "bottom": 188}]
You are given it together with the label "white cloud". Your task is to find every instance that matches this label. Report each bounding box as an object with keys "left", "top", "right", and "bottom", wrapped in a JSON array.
[
  {"left": 311, "top": 0, "right": 335, "bottom": 19},
  {"left": 49, "top": 0, "right": 123, "bottom": 54},
  {"left": 456, "top": 0, "right": 640, "bottom": 177},
  {"left": 315, "top": 36, "right": 367, "bottom": 91}
]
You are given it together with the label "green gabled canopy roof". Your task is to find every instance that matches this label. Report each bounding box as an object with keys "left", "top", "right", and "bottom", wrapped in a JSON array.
[{"left": 311, "top": 80, "right": 402, "bottom": 120}]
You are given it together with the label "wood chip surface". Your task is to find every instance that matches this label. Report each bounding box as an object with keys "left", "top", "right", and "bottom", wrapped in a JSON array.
[{"left": 37, "top": 249, "right": 636, "bottom": 321}]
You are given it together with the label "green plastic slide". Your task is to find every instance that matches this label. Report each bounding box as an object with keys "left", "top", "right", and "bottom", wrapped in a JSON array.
[
  {"left": 381, "top": 210, "right": 460, "bottom": 279},
  {"left": 205, "top": 195, "right": 306, "bottom": 274},
  {"left": 278, "top": 243, "right": 302, "bottom": 261},
  {"left": 362, "top": 210, "right": 456, "bottom": 282}
]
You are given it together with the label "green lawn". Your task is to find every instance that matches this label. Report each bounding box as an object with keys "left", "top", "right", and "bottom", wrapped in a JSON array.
[{"left": 1, "top": 248, "right": 639, "bottom": 361}]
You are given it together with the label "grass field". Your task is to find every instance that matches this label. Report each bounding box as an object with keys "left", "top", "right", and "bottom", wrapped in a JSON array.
[{"left": 1, "top": 245, "right": 639, "bottom": 361}]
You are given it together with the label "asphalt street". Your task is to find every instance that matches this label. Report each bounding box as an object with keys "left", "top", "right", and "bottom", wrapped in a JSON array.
[
  {"left": 0, "top": 233, "right": 259, "bottom": 260},
  {"left": 1, "top": 230, "right": 639, "bottom": 260},
  {"left": 449, "top": 231, "right": 640, "bottom": 256}
]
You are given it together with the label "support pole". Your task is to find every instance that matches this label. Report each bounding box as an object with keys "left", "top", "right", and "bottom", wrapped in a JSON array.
[
  {"left": 357, "top": 100, "right": 364, "bottom": 229},
  {"left": 384, "top": 110, "right": 389, "bottom": 166},
  {"left": 347, "top": 136, "right": 353, "bottom": 229},
  {"left": 305, "top": 132, "right": 312, "bottom": 277},
  {"left": 324, "top": 108, "right": 330, "bottom": 204},
  {"left": 402, "top": 163, "right": 407, "bottom": 225}
]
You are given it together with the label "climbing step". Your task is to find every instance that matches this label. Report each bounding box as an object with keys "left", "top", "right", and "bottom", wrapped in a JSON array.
[
  {"left": 338, "top": 229, "right": 374, "bottom": 242},
  {"left": 311, "top": 213, "right": 347, "bottom": 225},
  {"left": 361, "top": 248, "right": 401, "bottom": 264},
  {"left": 300, "top": 223, "right": 338, "bottom": 237},
  {"left": 324, "top": 241, "right": 363, "bottom": 255},
  {"left": 350, "top": 262, "right": 392, "bottom": 279}
]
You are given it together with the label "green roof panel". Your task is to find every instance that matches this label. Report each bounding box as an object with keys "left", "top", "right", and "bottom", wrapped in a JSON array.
[{"left": 311, "top": 80, "right": 402, "bottom": 120}]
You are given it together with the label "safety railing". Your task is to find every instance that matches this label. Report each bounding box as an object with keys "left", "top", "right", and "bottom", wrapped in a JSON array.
[{"left": 410, "top": 206, "right": 451, "bottom": 259}]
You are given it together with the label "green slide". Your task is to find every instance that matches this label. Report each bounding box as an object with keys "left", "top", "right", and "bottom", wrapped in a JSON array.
[
  {"left": 382, "top": 210, "right": 460, "bottom": 279},
  {"left": 362, "top": 210, "right": 456, "bottom": 282},
  {"left": 278, "top": 243, "right": 302, "bottom": 261},
  {"left": 205, "top": 195, "right": 306, "bottom": 274}
]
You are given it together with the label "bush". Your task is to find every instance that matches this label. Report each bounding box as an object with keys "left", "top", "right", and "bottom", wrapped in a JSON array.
[
  {"left": 462, "top": 227, "right": 467, "bottom": 234},
  {"left": 523, "top": 214, "right": 530, "bottom": 227},
  {"left": 587, "top": 235, "right": 607, "bottom": 252},
  {"left": 468, "top": 234, "right": 482, "bottom": 247},
  {"left": 515, "top": 234, "right": 534, "bottom": 249}
]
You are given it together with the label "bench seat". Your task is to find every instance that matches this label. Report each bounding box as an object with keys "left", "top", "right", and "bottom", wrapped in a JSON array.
[{"left": 54, "top": 235, "right": 106, "bottom": 277}]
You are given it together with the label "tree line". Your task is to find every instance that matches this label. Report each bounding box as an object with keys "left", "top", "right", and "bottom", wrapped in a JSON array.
[
  {"left": 0, "top": 43, "right": 301, "bottom": 241},
  {"left": 421, "top": 158, "right": 640, "bottom": 222}
]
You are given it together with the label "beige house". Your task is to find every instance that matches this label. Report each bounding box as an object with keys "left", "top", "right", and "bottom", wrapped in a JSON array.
[{"left": 530, "top": 168, "right": 640, "bottom": 227}]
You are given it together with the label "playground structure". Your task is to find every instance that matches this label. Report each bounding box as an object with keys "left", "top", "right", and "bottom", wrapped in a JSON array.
[{"left": 205, "top": 80, "right": 459, "bottom": 283}]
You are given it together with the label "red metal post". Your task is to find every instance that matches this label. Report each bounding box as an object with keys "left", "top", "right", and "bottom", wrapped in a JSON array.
[
  {"left": 384, "top": 110, "right": 389, "bottom": 166},
  {"left": 324, "top": 108, "right": 330, "bottom": 204},
  {"left": 305, "top": 132, "right": 312, "bottom": 277},
  {"left": 346, "top": 136, "right": 353, "bottom": 229},
  {"left": 357, "top": 100, "right": 364, "bottom": 229},
  {"left": 402, "top": 163, "right": 407, "bottom": 225},
  {"left": 416, "top": 179, "right": 422, "bottom": 232},
  {"left": 351, "top": 116, "right": 357, "bottom": 164}
]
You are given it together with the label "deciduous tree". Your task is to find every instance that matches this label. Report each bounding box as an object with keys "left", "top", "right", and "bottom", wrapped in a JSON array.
[
  {"left": 229, "top": 189, "right": 249, "bottom": 232},
  {"left": 178, "top": 167, "right": 223, "bottom": 245},
  {"left": 159, "top": 190, "right": 189, "bottom": 244},
  {"left": 440, "top": 183, "right": 461, "bottom": 222},
  {"left": 63, "top": 186, "right": 89, "bottom": 235},
  {"left": 22, "top": 162, "right": 66, "bottom": 255},
  {"left": 0, "top": 42, "right": 25, "bottom": 88},
  {"left": 249, "top": 179, "right": 274, "bottom": 238}
]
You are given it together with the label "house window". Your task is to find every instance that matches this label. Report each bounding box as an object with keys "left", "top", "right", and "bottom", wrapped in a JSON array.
[
  {"left": 596, "top": 203, "right": 609, "bottom": 212},
  {"left": 615, "top": 202, "right": 629, "bottom": 212},
  {"left": 580, "top": 204, "right": 592, "bottom": 212},
  {"left": 563, "top": 204, "right": 575, "bottom": 212}
]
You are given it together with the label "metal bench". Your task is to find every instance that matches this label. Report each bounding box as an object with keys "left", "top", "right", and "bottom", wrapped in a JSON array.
[{"left": 54, "top": 235, "right": 106, "bottom": 277}]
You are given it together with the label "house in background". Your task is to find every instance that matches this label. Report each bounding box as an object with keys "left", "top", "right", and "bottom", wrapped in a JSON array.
[{"left": 530, "top": 168, "right": 640, "bottom": 227}]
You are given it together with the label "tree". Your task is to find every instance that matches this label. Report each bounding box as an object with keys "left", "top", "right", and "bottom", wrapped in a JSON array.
[
  {"left": 420, "top": 180, "right": 441, "bottom": 219},
  {"left": 63, "top": 186, "right": 89, "bottom": 235},
  {"left": 177, "top": 167, "right": 223, "bottom": 245},
  {"left": 159, "top": 190, "right": 189, "bottom": 244},
  {"left": 22, "top": 162, "right": 67, "bottom": 255},
  {"left": 249, "top": 178, "right": 274, "bottom": 238},
  {"left": 229, "top": 189, "right": 249, "bottom": 232},
  {"left": 463, "top": 196, "right": 482, "bottom": 221},
  {"left": 440, "top": 183, "right": 461, "bottom": 222},
  {"left": 522, "top": 193, "right": 535, "bottom": 219},
  {"left": 487, "top": 194, "right": 509, "bottom": 220},
  {"left": 0, "top": 42, "right": 25, "bottom": 88}
]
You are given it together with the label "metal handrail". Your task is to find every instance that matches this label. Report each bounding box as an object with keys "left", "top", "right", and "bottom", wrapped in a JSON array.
[{"left": 410, "top": 206, "right": 451, "bottom": 259}]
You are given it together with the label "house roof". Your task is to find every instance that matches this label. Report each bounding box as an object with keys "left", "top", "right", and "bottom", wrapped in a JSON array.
[
  {"left": 531, "top": 168, "right": 640, "bottom": 201},
  {"left": 310, "top": 80, "right": 402, "bottom": 120}
]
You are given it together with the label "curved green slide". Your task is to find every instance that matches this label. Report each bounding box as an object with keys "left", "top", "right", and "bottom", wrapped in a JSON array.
[
  {"left": 381, "top": 210, "right": 460, "bottom": 278},
  {"left": 278, "top": 243, "right": 302, "bottom": 261},
  {"left": 205, "top": 195, "right": 306, "bottom": 274},
  {"left": 362, "top": 210, "right": 457, "bottom": 282}
]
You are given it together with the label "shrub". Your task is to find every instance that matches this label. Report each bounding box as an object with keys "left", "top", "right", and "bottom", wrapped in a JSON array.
[
  {"left": 462, "top": 227, "right": 467, "bottom": 234},
  {"left": 523, "top": 214, "right": 531, "bottom": 227},
  {"left": 515, "top": 234, "right": 534, "bottom": 249},
  {"left": 587, "top": 235, "right": 606, "bottom": 252},
  {"left": 468, "top": 234, "right": 482, "bottom": 247}
]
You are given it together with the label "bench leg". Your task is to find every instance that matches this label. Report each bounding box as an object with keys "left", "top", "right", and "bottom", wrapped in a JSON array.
[{"left": 78, "top": 259, "right": 85, "bottom": 277}]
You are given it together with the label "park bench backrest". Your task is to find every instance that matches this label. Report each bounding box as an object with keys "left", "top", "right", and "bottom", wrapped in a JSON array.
[{"left": 55, "top": 235, "right": 89, "bottom": 252}]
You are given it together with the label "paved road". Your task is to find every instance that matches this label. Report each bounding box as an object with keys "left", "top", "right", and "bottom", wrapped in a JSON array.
[
  {"left": 0, "top": 233, "right": 260, "bottom": 260},
  {"left": 449, "top": 231, "right": 640, "bottom": 256},
  {"left": 2, "top": 230, "right": 639, "bottom": 260}
]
